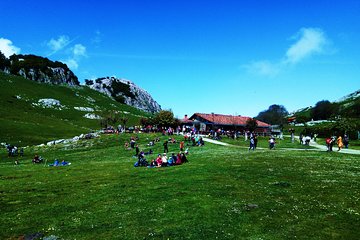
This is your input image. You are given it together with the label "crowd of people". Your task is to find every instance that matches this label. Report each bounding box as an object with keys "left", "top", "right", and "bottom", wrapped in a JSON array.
[
  {"left": 134, "top": 152, "right": 188, "bottom": 168},
  {"left": 129, "top": 134, "right": 192, "bottom": 168},
  {"left": 4, "top": 127, "right": 355, "bottom": 168},
  {"left": 326, "top": 134, "right": 350, "bottom": 152}
]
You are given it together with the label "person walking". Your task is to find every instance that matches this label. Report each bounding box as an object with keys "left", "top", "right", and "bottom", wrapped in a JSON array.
[
  {"left": 337, "top": 136, "right": 344, "bottom": 151},
  {"left": 249, "top": 137, "right": 255, "bottom": 151},
  {"left": 163, "top": 140, "right": 169, "bottom": 153}
]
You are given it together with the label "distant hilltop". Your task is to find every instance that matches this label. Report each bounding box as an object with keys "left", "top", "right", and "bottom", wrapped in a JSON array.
[
  {"left": 0, "top": 53, "right": 79, "bottom": 86},
  {"left": 0, "top": 51, "right": 162, "bottom": 113},
  {"left": 85, "top": 77, "right": 161, "bottom": 113}
]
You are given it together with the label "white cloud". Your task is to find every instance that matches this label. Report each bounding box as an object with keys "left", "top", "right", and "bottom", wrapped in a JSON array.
[
  {"left": 73, "top": 44, "right": 86, "bottom": 57},
  {"left": 64, "top": 44, "right": 87, "bottom": 70},
  {"left": 46, "top": 36, "right": 87, "bottom": 70},
  {"left": 0, "top": 38, "right": 21, "bottom": 57},
  {"left": 244, "top": 61, "right": 280, "bottom": 77},
  {"left": 47, "top": 35, "right": 70, "bottom": 52},
  {"left": 63, "top": 59, "right": 79, "bottom": 69},
  {"left": 245, "top": 27, "right": 331, "bottom": 77},
  {"left": 285, "top": 28, "right": 328, "bottom": 64}
]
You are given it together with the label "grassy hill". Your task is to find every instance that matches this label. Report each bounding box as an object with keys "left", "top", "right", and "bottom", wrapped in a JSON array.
[
  {"left": 1, "top": 133, "right": 359, "bottom": 239},
  {"left": 0, "top": 72, "right": 150, "bottom": 146},
  {"left": 291, "top": 89, "right": 360, "bottom": 121}
]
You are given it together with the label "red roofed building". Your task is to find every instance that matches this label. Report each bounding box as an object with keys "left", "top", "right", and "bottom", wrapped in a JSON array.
[{"left": 187, "top": 113, "right": 270, "bottom": 133}]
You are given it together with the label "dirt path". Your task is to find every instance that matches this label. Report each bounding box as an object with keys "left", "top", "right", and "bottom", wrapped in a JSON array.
[
  {"left": 308, "top": 139, "right": 360, "bottom": 155},
  {"left": 202, "top": 137, "right": 360, "bottom": 155}
]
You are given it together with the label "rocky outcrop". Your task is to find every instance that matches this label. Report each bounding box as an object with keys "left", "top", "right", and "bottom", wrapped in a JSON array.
[
  {"left": 17, "top": 66, "right": 79, "bottom": 86},
  {"left": 2, "top": 54, "right": 79, "bottom": 86},
  {"left": 85, "top": 77, "right": 161, "bottom": 113}
]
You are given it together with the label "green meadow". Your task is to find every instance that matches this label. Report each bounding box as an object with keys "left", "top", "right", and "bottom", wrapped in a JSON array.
[
  {"left": 1, "top": 133, "right": 359, "bottom": 239},
  {"left": 0, "top": 72, "right": 149, "bottom": 146}
]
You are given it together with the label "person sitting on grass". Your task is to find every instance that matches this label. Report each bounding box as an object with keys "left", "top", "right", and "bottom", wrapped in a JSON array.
[
  {"left": 32, "top": 154, "right": 43, "bottom": 164},
  {"left": 176, "top": 153, "right": 182, "bottom": 165},
  {"left": 161, "top": 153, "right": 168, "bottom": 167},
  {"left": 124, "top": 142, "right": 131, "bottom": 150},
  {"left": 148, "top": 159, "right": 157, "bottom": 168},
  {"left": 134, "top": 153, "right": 148, "bottom": 167},
  {"left": 184, "top": 148, "right": 189, "bottom": 155},
  {"left": 61, "top": 160, "right": 71, "bottom": 166},
  {"left": 180, "top": 153, "right": 188, "bottom": 163},
  {"left": 156, "top": 154, "right": 163, "bottom": 167},
  {"left": 49, "top": 159, "right": 60, "bottom": 166},
  {"left": 168, "top": 153, "right": 177, "bottom": 166}
]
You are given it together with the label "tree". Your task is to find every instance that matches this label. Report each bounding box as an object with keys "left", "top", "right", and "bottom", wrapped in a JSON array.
[
  {"left": 311, "top": 100, "right": 339, "bottom": 120},
  {"left": 99, "top": 111, "right": 118, "bottom": 128},
  {"left": 153, "top": 110, "right": 175, "bottom": 127},
  {"left": 245, "top": 118, "right": 258, "bottom": 132},
  {"left": 119, "top": 115, "right": 129, "bottom": 130},
  {"left": 0, "top": 51, "right": 10, "bottom": 71},
  {"left": 85, "top": 79, "right": 94, "bottom": 85},
  {"left": 255, "top": 104, "right": 289, "bottom": 125},
  {"left": 295, "top": 115, "right": 308, "bottom": 124}
]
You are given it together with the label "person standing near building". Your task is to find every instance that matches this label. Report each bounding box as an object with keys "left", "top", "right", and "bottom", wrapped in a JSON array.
[{"left": 343, "top": 134, "right": 349, "bottom": 148}]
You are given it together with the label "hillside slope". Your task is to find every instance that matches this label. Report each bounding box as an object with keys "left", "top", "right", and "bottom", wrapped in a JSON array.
[
  {"left": 0, "top": 72, "right": 149, "bottom": 146},
  {"left": 290, "top": 89, "right": 360, "bottom": 121}
]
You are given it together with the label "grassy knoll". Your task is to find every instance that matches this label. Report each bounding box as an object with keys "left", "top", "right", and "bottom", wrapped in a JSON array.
[
  {"left": 0, "top": 72, "right": 149, "bottom": 146},
  {"left": 1, "top": 133, "right": 359, "bottom": 239}
]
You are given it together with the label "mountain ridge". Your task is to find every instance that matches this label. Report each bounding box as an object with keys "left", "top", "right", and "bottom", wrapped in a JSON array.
[{"left": 85, "top": 77, "right": 161, "bottom": 113}]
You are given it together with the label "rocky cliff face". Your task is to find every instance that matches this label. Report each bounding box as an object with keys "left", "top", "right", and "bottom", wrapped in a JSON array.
[
  {"left": 1, "top": 54, "right": 79, "bottom": 86},
  {"left": 17, "top": 66, "right": 79, "bottom": 86},
  {"left": 86, "top": 77, "right": 161, "bottom": 113}
]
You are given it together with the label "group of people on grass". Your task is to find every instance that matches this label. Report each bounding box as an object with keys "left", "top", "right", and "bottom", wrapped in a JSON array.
[
  {"left": 48, "top": 159, "right": 71, "bottom": 166},
  {"left": 129, "top": 135, "right": 190, "bottom": 168},
  {"left": 134, "top": 152, "right": 188, "bottom": 168},
  {"left": 248, "top": 133, "right": 276, "bottom": 150},
  {"left": 5, "top": 144, "right": 24, "bottom": 157},
  {"left": 326, "top": 134, "right": 349, "bottom": 152},
  {"left": 31, "top": 154, "right": 71, "bottom": 166}
]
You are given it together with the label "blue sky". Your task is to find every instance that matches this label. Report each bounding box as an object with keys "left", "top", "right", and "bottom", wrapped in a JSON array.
[{"left": 1, "top": 0, "right": 359, "bottom": 118}]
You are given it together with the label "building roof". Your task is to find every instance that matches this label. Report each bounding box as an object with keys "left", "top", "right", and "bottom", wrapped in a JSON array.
[
  {"left": 180, "top": 115, "right": 193, "bottom": 123},
  {"left": 189, "top": 113, "right": 270, "bottom": 127}
]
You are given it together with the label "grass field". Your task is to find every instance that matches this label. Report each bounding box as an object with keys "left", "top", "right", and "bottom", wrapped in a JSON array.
[
  {"left": 1, "top": 133, "right": 359, "bottom": 239},
  {"left": 0, "top": 72, "right": 149, "bottom": 146}
]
